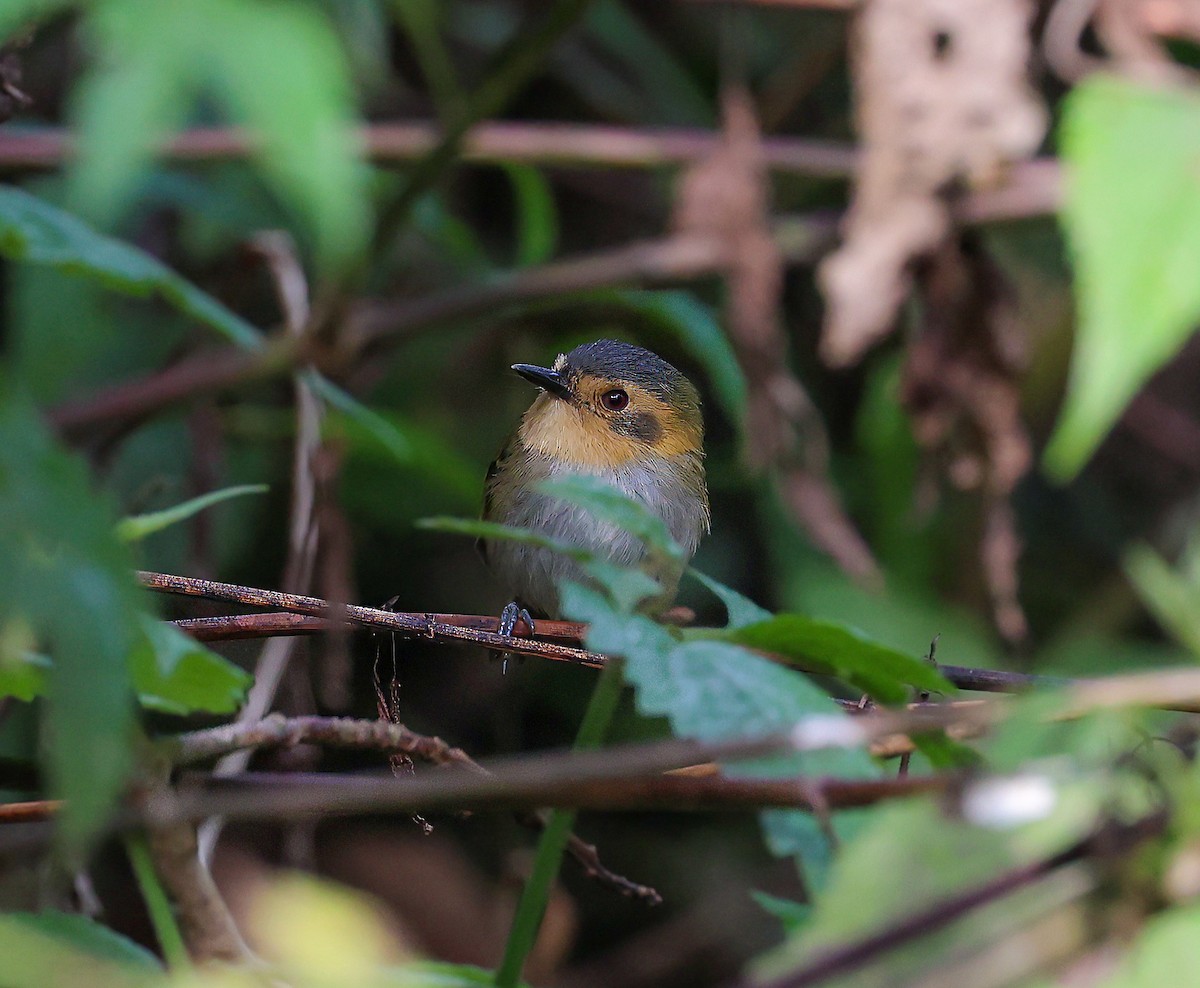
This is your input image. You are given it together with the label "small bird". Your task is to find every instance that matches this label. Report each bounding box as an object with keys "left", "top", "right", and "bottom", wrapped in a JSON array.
[{"left": 483, "top": 339, "right": 710, "bottom": 635}]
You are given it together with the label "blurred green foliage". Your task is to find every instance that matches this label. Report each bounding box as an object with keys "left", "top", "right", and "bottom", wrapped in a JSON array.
[
  {"left": 1049, "top": 76, "right": 1200, "bottom": 477},
  {"left": 2, "top": 1, "right": 1200, "bottom": 985}
]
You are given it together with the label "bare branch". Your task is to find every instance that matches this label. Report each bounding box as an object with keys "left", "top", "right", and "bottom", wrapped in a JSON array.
[
  {"left": 0, "top": 799, "right": 61, "bottom": 824},
  {"left": 172, "top": 609, "right": 586, "bottom": 644},
  {"left": 170, "top": 713, "right": 478, "bottom": 770},
  {"left": 0, "top": 122, "right": 857, "bottom": 175},
  {"left": 146, "top": 571, "right": 603, "bottom": 667},
  {"left": 143, "top": 817, "right": 254, "bottom": 963},
  {"left": 168, "top": 713, "right": 659, "bottom": 903},
  {"left": 47, "top": 338, "right": 300, "bottom": 436},
  {"left": 148, "top": 708, "right": 982, "bottom": 826},
  {"left": 151, "top": 572, "right": 1200, "bottom": 715}
]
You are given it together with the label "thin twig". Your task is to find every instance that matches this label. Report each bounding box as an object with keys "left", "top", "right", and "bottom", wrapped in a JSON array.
[
  {"left": 170, "top": 713, "right": 478, "bottom": 769},
  {"left": 147, "top": 708, "right": 981, "bottom": 826},
  {"left": 0, "top": 799, "right": 62, "bottom": 824},
  {"left": 548, "top": 819, "right": 663, "bottom": 904},
  {"left": 196, "top": 232, "right": 324, "bottom": 867},
  {"left": 46, "top": 338, "right": 299, "bottom": 436},
  {"left": 142, "top": 815, "right": 253, "bottom": 963},
  {"left": 151, "top": 572, "right": 1059, "bottom": 694},
  {"left": 43, "top": 166, "right": 1055, "bottom": 438},
  {"left": 173, "top": 610, "right": 584, "bottom": 643},
  {"left": 174, "top": 612, "right": 333, "bottom": 641},
  {"left": 151, "top": 574, "right": 1200, "bottom": 714},
  {"left": 0, "top": 125, "right": 1058, "bottom": 221},
  {"left": 144, "top": 571, "right": 603, "bottom": 667},
  {"left": 352, "top": 234, "right": 732, "bottom": 346},
  {"left": 168, "top": 713, "right": 658, "bottom": 902},
  {"left": 0, "top": 122, "right": 858, "bottom": 174},
  {"left": 2, "top": 768, "right": 943, "bottom": 821}
]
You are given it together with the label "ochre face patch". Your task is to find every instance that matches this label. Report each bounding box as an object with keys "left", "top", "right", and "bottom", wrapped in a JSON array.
[{"left": 518, "top": 376, "right": 702, "bottom": 467}]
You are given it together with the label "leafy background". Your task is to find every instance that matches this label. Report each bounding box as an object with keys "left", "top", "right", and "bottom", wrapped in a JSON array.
[{"left": 4, "top": 1, "right": 1200, "bottom": 987}]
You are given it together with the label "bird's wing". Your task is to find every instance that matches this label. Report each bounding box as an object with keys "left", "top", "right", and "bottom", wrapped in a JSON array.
[{"left": 478, "top": 431, "right": 517, "bottom": 564}]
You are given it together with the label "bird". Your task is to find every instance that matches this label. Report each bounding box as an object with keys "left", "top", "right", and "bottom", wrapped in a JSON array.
[{"left": 482, "top": 339, "right": 710, "bottom": 638}]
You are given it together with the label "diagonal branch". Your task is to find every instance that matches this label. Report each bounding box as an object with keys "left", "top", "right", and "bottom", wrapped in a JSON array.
[
  {"left": 145, "top": 571, "right": 602, "bottom": 667},
  {"left": 150, "top": 572, "right": 1200, "bottom": 713},
  {"left": 168, "top": 713, "right": 659, "bottom": 903},
  {"left": 152, "top": 574, "right": 1067, "bottom": 695},
  {"left": 147, "top": 709, "right": 983, "bottom": 827}
]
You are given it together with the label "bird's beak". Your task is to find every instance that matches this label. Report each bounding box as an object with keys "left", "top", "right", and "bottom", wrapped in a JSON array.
[{"left": 512, "top": 363, "right": 572, "bottom": 401}]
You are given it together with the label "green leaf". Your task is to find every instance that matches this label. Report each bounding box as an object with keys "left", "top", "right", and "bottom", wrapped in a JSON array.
[
  {"left": 535, "top": 474, "right": 684, "bottom": 561},
  {"left": 727, "top": 614, "right": 955, "bottom": 705},
  {"left": 130, "top": 618, "right": 252, "bottom": 715},
  {"left": 420, "top": 516, "right": 663, "bottom": 612},
  {"left": 1047, "top": 76, "right": 1200, "bottom": 478},
  {"left": 116, "top": 483, "right": 268, "bottom": 542},
  {"left": 124, "top": 834, "right": 188, "bottom": 967},
  {"left": 71, "top": 0, "right": 370, "bottom": 271},
  {"left": 755, "top": 800, "right": 1024, "bottom": 985},
  {"left": 0, "top": 914, "right": 162, "bottom": 988},
  {"left": 418, "top": 516, "right": 592, "bottom": 561},
  {"left": 0, "top": 383, "right": 142, "bottom": 854},
  {"left": 911, "top": 732, "right": 983, "bottom": 771},
  {"left": 311, "top": 371, "right": 479, "bottom": 505},
  {"left": 391, "top": 961, "right": 519, "bottom": 986},
  {"left": 579, "top": 560, "right": 663, "bottom": 613},
  {"left": 392, "top": 0, "right": 465, "bottom": 124},
  {"left": 5, "top": 912, "right": 162, "bottom": 971},
  {"left": 1124, "top": 543, "right": 1200, "bottom": 657},
  {"left": 688, "top": 568, "right": 772, "bottom": 629},
  {"left": 0, "top": 623, "right": 252, "bottom": 717},
  {"left": 561, "top": 581, "right": 881, "bottom": 886},
  {"left": 0, "top": 621, "right": 50, "bottom": 702},
  {"left": 582, "top": 0, "right": 712, "bottom": 127},
  {"left": 0, "top": 1, "right": 74, "bottom": 42},
  {"left": 0, "top": 653, "right": 50, "bottom": 703},
  {"left": 608, "top": 290, "right": 748, "bottom": 431},
  {"left": 504, "top": 163, "right": 559, "bottom": 267},
  {"left": 1101, "top": 904, "right": 1200, "bottom": 987},
  {"left": 0, "top": 184, "right": 262, "bottom": 348},
  {"left": 750, "top": 890, "right": 811, "bottom": 935}
]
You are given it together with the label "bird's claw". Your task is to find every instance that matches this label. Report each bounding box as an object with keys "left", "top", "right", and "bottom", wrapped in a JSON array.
[
  {"left": 498, "top": 601, "right": 534, "bottom": 637},
  {"left": 497, "top": 602, "right": 534, "bottom": 674}
]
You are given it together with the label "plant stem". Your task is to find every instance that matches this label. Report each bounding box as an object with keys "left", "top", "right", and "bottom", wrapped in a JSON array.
[
  {"left": 125, "top": 834, "right": 189, "bottom": 969},
  {"left": 494, "top": 657, "right": 626, "bottom": 987}
]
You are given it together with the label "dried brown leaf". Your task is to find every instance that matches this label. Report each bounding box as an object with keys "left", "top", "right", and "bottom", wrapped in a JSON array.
[
  {"left": 674, "top": 87, "right": 880, "bottom": 582},
  {"left": 819, "top": 0, "right": 1045, "bottom": 368}
]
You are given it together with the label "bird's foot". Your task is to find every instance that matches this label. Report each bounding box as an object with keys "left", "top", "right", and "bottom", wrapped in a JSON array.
[
  {"left": 498, "top": 601, "right": 535, "bottom": 637},
  {"left": 496, "top": 601, "right": 535, "bottom": 675}
]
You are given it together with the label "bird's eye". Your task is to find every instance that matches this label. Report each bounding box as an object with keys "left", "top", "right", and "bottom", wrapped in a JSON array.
[{"left": 600, "top": 388, "right": 629, "bottom": 412}]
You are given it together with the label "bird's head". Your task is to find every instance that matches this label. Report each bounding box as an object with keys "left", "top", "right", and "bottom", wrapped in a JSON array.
[{"left": 513, "top": 339, "right": 704, "bottom": 468}]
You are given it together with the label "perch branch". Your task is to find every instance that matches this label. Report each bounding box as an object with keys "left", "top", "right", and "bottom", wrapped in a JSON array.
[
  {"left": 145, "top": 571, "right": 602, "bottom": 667},
  {"left": 152, "top": 572, "right": 1070, "bottom": 698},
  {"left": 173, "top": 610, "right": 587, "bottom": 644},
  {"left": 152, "top": 574, "right": 1200, "bottom": 714}
]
